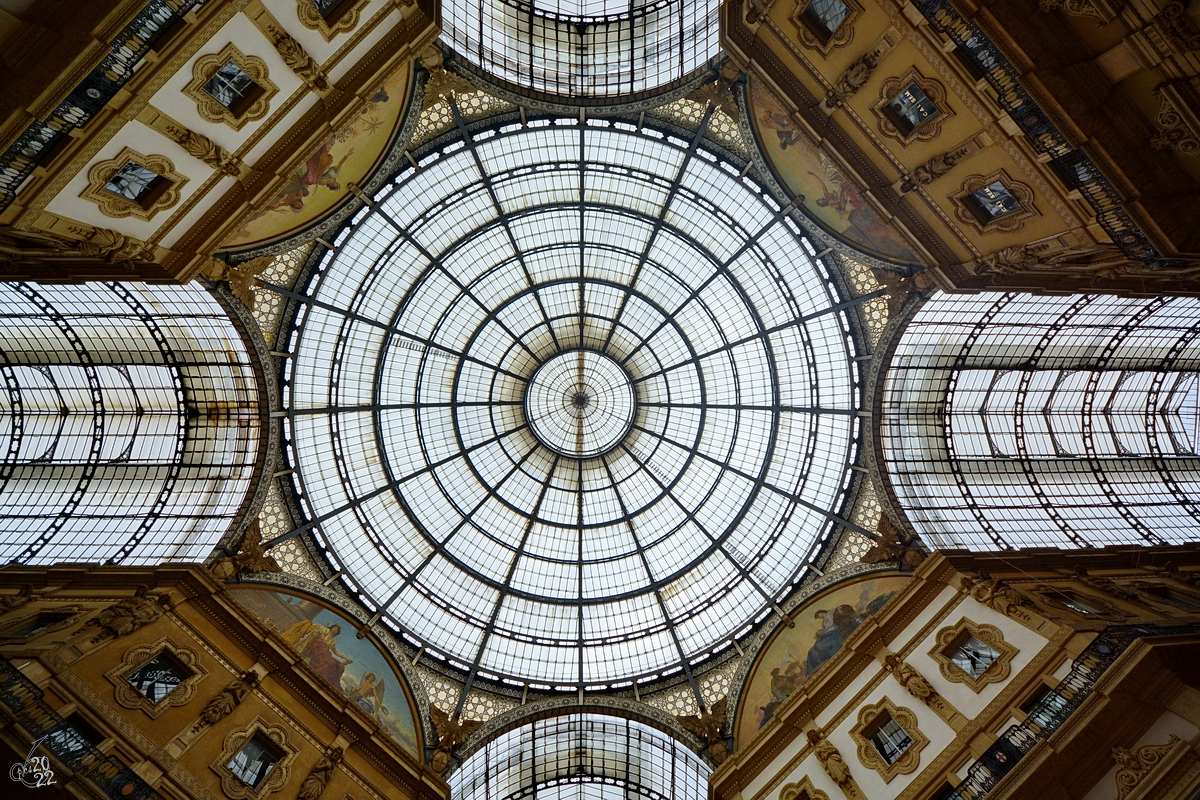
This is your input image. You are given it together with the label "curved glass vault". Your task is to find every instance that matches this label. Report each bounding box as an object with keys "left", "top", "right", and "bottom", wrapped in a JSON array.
[
  {"left": 452, "top": 713, "right": 710, "bottom": 800},
  {"left": 279, "top": 115, "right": 863, "bottom": 689},
  {"left": 882, "top": 291, "right": 1200, "bottom": 550},
  {"left": 439, "top": 0, "right": 720, "bottom": 98}
]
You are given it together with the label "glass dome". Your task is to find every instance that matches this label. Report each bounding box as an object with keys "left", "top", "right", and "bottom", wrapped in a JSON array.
[{"left": 281, "top": 115, "right": 862, "bottom": 689}]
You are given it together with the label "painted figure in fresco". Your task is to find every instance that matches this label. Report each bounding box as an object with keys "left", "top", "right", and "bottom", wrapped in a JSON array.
[
  {"left": 349, "top": 671, "right": 387, "bottom": 716},
  {"left": 805, "top": 604, "right": 862, "bottom": 674},
  {"left": 282, "top": 620, "right": 353, "bottom": 686}
]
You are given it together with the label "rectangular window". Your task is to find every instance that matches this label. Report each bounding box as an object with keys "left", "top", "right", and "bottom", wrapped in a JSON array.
[
  {"left": 886, "top": 83, "right": 939, "bottom": 133},
  {"left": 801, "top": 0, "right": 851, "bottom": 41},
  {"left": 3, "top": 612, "right": 72, "bottom": 638},
  {"left": 312, "top": 0, "right": 351, "bottom": 19},
  {"left": 967, "top": 180, "right": 1022, "bottom": 221},
  {"left": 203, "top": 61, "right": 262, "bottom": 115},
  {"left": 950, "top": 633, "right": 1000, "bottom": 678},
  {"left": 228, "top": 735, "right": 282, "bottom": 788},
  {"left": 104, "top": 162, "right": 167, "bottom": 204},
  {"left": 46, "top": 714, "right": 105, "bottom": 759},
  {"left": 1022, "top": 685, "right": 1071, "bottom": 731},
  {"left": 127, "top": 651, "right": 190, "bottom": 702},
  {"left": 1143, "top": 585, "right": 1200, "bottom": 610},
  {"left": 867, "top": 714, "right": 914, "bottom": 765}
]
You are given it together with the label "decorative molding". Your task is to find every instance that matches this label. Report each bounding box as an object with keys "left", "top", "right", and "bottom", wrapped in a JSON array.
[
  {"left": 872, "top": 68, "right": 953, "bottom": 145},
  {"left": 1113, "top": 735, "right": 1182, "bottom": 798},
  {"left": 790, "top": 0, "right": 862, "bottom": 54},
  {"left": 166, "top": 121, "right": 243, "bottom": 176},
  {"left": 296, "top": 0, "right": 369, "bottom": 41},
  {"left": 1151, "top": 80, "right": 1200, "bottom": 156},
  {"left": 196, "top": 669, "right": 261, "bottom": 730},
  {"left": 780, "top": 775, "right": 831, "bottom": 800},
  {"left": 185, "top": 43, "right": 278, "bottom": 130},
  {"left": 1037, "top": 0, "right": 1121, "bottom": 25},
  {"left": 81, "top": 147, "right": 186, "bottom": 221},
  {"left": 849, "top": 697, "right": 928, "bottom": 782},
  {"left": 212, "top": 717, "right": 295, "bottom": 800},
  {"left": 950, "top": 170, "right": 1038, "bottom": 234},
  {"left": 80, "top": 585, "right": 172, "bottom": 642},
  {"left": 105, "top": 637, "right": 207, "bottom": 719},
  {"left": 930, "top": 618, "right": 1017, "bottom": 692}
]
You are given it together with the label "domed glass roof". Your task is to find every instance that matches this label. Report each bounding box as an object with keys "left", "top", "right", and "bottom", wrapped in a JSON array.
[{"left": 282, "top": 114, "right": 863, "bottom": 689}]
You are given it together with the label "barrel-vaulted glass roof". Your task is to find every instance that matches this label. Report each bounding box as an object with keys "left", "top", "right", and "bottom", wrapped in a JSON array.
[
  {"left": 277, "top": 113, "right": 862, "bottom": 690},
  {"left": 439, "top": 0, "right": 721, "bottom": 98}
]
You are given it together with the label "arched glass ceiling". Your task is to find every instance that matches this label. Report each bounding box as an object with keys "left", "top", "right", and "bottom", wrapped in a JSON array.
[
  {"left": 279, "top": 115, "right": 862, "bottom": 689},
  {"left": 0, "top": 282, "right": 261, "bottom": 564},
  {"left": 452, "top": 714, "right": 709, "bottom": 800},
  {"left": 439, "top": 0, "right": 720, "bottom": 98},
  {"left": 882, "top": 291, "right": 1200, "bottom": 551}
]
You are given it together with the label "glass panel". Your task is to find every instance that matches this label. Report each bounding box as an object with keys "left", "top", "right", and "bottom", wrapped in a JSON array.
[
  {"left": 951, "top": 633, "right": 999, "bottom": 677},
  {"left": 887, "top": 83, "right": 939, "bottom": 133},
  {"left": 103, "top": 162, "right": 164, "bottom": 202},
  {"left": 869, "top": 715, "right": 913, "bottom": 765},
  {"left": 969, "top": 180, "right": 1021, "bottom": 220},
  {"left": 126, "top": 652, "right": 189, "bottom": 702},
  {"left": 203, "top": 61, "right": 259, "bottom": 113},
  {"left": 228, "top": 735, "right": 281, "bottom": 788}
]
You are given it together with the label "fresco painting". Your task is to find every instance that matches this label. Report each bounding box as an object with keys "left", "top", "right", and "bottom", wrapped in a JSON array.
[
  {"left": 748, "top": 81, "right": 918, "bottom": 263},
  {"left": 225, "top": 63, "right": 412, "bottom": 248},
  {"left": 736, "top": 575, "right": 909, "bottom": 744},
  {"left": 228, "top": 588, "right": 419, "bottom": 754}
]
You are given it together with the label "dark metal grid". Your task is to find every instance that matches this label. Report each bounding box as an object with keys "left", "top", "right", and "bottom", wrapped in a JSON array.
[
  {"left": 439, "top": 0, "right": 719, "bottom": 98},
  {"left": 0, "top": 282, "right": 260, "bottom": 565},
  {"left": 882, "top": 292, "right": 1200, "bottom": 551},
  {"left": 451, "top": 713, "right": 709, "bottom": 800},
  {"left": 272, "top": 114, "right": 864, "bottom": 689}
]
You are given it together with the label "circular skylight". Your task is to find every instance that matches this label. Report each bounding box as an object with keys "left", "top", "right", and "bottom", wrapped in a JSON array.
[{"left": 283, "top": 116, "right": 862, "bottom": 689}]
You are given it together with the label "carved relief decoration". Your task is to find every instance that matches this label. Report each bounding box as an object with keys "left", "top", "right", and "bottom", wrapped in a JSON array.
[
  {"left": 185, "top": 43, "right": 278, "bottom": 131},
  {"left": 105, "top": 637, "right": 207, "bottom": 718},
  {"left": 823, "top": 31, "right": 899, "bottom": 110},
  {"left": 213, "top": 718, "right": 295, "bottom": 800},
  {"left": 1113, "top": 735, "right": 1182, "bottom": 799},
  {"left": 930, "top": 618, "right": 1017, "bottom": 692},
  {"left": 81, "top": 148, "right": 186, "bottom": 221},
  {"left": 791, "top": 0, "right": 862, "bottom": 54},
  {"left": 1151, "top": 81, "right": 1200, "bottom": 156},
  {"left": 849, "top": 697, "right": 929, "bottom": 782},
  {"left": 1037, "top": 0, "right": 1122, "bottom": 25},
  {"left": 265, "top": 24, "right": 329, "bottom": 92},
  {"left": 950, "top": 171, "right": 1039, "bottom": 234},
  {"left": 872, "top": 69, "right": 953, "bottom": 146},
  {"left": 295, "top": 0, "right": 370, "bottom": 41},
  {"left": 781, "top": 775, "right": 831, "bottom": 800}
]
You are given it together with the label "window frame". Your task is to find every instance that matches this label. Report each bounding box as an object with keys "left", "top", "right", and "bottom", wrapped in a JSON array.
[
  {"left": 931, "top": 618, "right": 1017, "bottom": 693},
  {"left": 106, "top": 638, "right": 206, "bottom": 719},
  {"left": 185, "top": 43, "right": 278, "bottom": 131},
  {"left": 850, "top": 697, "right": 929, "bottom": 782},
  {"left": 791, "top": 0, "right": 861, "bottom": 53},
  {"left": 82, "top": 147, "right": 187, "bottom": 221}
]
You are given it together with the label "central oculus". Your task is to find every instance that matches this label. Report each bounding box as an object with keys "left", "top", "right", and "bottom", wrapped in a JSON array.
[{"left": 525, "top": 349, "right": 636, "bottom": 458}]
